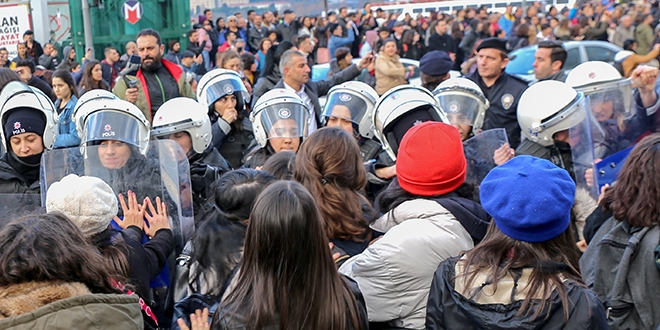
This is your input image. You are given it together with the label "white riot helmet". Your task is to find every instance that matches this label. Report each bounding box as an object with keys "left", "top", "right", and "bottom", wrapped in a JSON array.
[
  {"left": 0, "top": 81, "right": 59, "bottom": 150},
  {"left": 565, "top": 61, "right": 633, "bottom": 122},
  {"left": 74, "top": 95, "right": 151, "bottom": 155},
  {"left": 518, "top": 80, "right": 592, "bottom": 147},
  {"left": 322, "top": 81, "right": 379, "bottom": 139},
  {"left": 196, "top": 69, "right": 250, "bottom": 112},
  {"left": 251, "top": 89, "right": 310, "bottom": 149},
  {"left": 373, "top": 84, "right": 449, "bottom": 160},
  {"left": 433, "top": 78, "right": 489, "bottom": 136},
  {"left": 151, "top": 98, "right": 212, "bottom": 155}
]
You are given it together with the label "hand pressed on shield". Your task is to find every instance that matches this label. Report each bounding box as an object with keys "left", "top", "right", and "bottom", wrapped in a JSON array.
[
  {"left": 493, "top": 143, "right": 515, "bottom": 166},
  {"left": 143, "top": 196, "right": 170, "bottom": 238},
  {"left": 114, "top": 190, "right": 144, "bottom": 230}
]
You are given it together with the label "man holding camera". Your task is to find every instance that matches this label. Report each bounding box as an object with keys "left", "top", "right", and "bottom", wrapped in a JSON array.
[{"left": 112, "top": 29, "right": 195, "bottom": 122}]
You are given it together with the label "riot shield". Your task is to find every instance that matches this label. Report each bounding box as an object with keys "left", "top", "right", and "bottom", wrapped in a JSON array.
[
  {"left": 573, "top": 87, "right": 652, "bottom": 192},
  {"left": 0, "top": 194, "right": 43, "bottom": 228},
  {"left": 463, "top": 128, "right": 508, "bottom": 186},
  {"left": 40, "top": 139, "right": 194, "bottom": 253},
  {"left": 569, "top": 98, "right": 607, "bottom": 198}
]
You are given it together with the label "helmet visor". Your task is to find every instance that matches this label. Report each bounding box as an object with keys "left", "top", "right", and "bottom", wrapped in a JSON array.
[
  {"left": 436, "top": 93, "right": 483, "bottom": 127},
  {"left": 83, "top": 111, "right": 145, "bottom": 147},
  {"left": 259, "top": 103, "right": 309, "bottom": 140},
  {"left": 576, "top": 79, "right": 633, "bottom": 123},
  {"left": 151, "top": 119, "right": 197, "bottom": 139},
  {"left": 204, "top": 78, "right": 249, "bottom": 107},
  {"left": 322, "top": 92, "right": 368, "bottom": 125}
]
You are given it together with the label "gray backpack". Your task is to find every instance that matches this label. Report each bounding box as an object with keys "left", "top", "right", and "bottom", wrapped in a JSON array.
[{"left": 580, "top": 217, "right": 660, "bottom": 330}]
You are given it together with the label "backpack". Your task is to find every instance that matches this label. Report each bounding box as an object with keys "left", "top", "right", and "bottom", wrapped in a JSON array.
[
  {"left": 580, "top": 217, "right": 660, "bottom": 330},
  {"left": 171, "top": 252, "right": 239, "bottom": 330}
]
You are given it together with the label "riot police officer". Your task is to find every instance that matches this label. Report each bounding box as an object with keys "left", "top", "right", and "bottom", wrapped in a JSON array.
[
  {"left": 323, "top": 81, "right": 396, "bottom": 184},
  {"left": 197, "top": 69, "right": 253, "bottom": 169},
  {"left": 0, "top": 81, "right": 59, "bottom": 194},
  {"left": 243, "top": 88, "right": 310, "bottom": 168},
  {"left": 464, "top": 37, "right": 528, "bottom": 148},
  {"left": 433, "top": 77, "right": 489, "bottom": 142},
  {"left": 152, "top": 97, "right": 231, "bottom": 215},
  {"left": 373, "top": 84, "right": 449, "bottom": 164}
]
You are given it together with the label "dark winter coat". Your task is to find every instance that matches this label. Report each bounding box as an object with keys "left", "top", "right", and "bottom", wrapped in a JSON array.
[
  {"left": 426, "top": 257, "right": 608, "bottom": 329},
  {"left": 0, "top": 153, "right": 40, "bottom": 194}
]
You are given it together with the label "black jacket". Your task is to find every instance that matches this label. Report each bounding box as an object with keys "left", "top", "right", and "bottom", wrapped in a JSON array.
[
  {"left": 428, "top": 33, "right": 457, "bottom": 54},
  {"left": 210, "top": 115, "right": 255, "bottom": 170},
  {"left": 28, "top": 75, "right": 56, "bottom": 101},
  {"left": 38, "top": 53, "right": 59, "bottom": 70},
  {"left": 426, "top": 257, "right": 608, "bottom": 329},
  {"left": 0, "top": 153, "right": 40, "bottom": 194},
  {"left": 248, "top": 26, "right": 268, "bottom": 53},
  {"left": 465, "top": 71, "right": 528, "bottom": 148},
  {"left": 120, "top": 226, "right": 174, "bottom": 299}
]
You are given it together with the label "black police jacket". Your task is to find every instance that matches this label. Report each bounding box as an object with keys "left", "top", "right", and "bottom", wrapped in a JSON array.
[{"left": 465, "top": 71, "right": 528, "bottom": 149}]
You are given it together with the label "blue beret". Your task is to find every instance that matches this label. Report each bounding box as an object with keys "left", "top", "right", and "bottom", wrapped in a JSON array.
[
  {"left": 419, "top": 51, "right": 453, "bottom": 76},
  {"left": 480, "top": 155, "right": 576, "bottom": 243}
]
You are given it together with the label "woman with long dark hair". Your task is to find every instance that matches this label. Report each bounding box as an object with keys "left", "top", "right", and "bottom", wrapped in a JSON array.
[
  {"left": 295, "top": 127, "right": 375, "bottom": 259},
  {"left": 426, "top": 155, "right": 607, "bottom": 329},
  {"left": 400, "top": 29, "right": 424, "bottom": 60},
  {"left": 0, "top": 213, "right": 142, "bottom": 328},
  {"left": 78, "top": 60, "right": 109, "bottom": 94},
  {"left": 581, "top": 134, "right": 660, "bottom": 330},
  {"left": 327, "top": 47, "right": 353, "bottom": 79},
  {"left": 52, "top": 69, "right": 80, "bottom": 148},
  {"left": 212, "top": 180, "right": 368, "bottom": 329},
  {"left": 176, "top": 169, "right": 275, "bottom": 304},
  {"left": 339, "top": 122, "right": 489, "bottom": 329}
]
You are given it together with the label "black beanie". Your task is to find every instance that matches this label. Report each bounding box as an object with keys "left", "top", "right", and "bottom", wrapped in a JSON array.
[{"left": 3, "top": 108, "right": 46, "bottom": 142}]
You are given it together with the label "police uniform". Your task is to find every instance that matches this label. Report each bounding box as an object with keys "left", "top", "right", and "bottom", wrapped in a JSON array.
[{"left": 465, "top": 38, "right": 528, "bottom": 149}]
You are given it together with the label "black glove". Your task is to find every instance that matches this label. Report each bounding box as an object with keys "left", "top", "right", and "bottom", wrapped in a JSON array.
[{"left": 189, "top": 164, "right": 222, "bottom": 196}]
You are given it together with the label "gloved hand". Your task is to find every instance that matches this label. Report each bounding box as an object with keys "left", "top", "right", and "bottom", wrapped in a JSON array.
[{"left": 189, "top": 164, "right": 222, "bottom": 196}]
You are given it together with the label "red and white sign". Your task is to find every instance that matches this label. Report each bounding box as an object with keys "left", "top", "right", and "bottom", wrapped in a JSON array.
[
  {"left": 0, "top": 3, "right": 32, "bottom": 59},
  {"left": 122, "top": 0, "right": 143, "bottom": 25}
]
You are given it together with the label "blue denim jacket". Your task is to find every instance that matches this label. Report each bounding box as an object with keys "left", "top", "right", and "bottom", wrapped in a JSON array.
[{"left": 54, "top": 95, "right": 80, "bottom": 148}]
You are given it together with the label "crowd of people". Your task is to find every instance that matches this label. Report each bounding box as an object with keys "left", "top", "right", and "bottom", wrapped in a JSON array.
[{"left": 0, "top": 1, "right": 660, "bottom": 329}]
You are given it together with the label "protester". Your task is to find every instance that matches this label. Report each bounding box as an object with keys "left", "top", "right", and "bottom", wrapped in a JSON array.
[
  {"left": 113, "top": 28, "right": 195, "bottom": 122},
  {"left": 294, "top": 127, "right": 376, "bottom": 260},
  {"left": 375, "top": 38, "right": 413, "bottom": 95},
  {"left": 426, "top": 155, "right": 607, "bottom": 329},
  {"left": 340, "top": 122, "right": 487, "bottom": 329},
  {"left": 78, "top": 60, "right": 110, "bottom": 94},
  {"left": 51, "top": 69, "right": 80, "bottom": 148},
  {"left": 0, "top": 213, "right": 142, "bottom": 329},
  {"left": 211, "top": 180, "right": 368, "bottom": 329},
  {"left": 581, "top": 134, "right": 660, "bottom": 330}
]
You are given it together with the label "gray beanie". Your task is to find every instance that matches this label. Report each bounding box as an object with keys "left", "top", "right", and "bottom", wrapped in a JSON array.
[{"left": 46, "top": 174, "right": 118, "bottom": 237}]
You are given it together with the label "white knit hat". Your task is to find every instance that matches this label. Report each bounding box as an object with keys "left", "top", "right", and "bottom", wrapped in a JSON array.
[{"left": 46, "top": 174, "right": 118, "bottom": 237}]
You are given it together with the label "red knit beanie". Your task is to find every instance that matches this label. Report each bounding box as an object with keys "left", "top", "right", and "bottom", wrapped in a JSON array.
[{"left": 396, "top": 121, "right": 467, "bottom": 196}]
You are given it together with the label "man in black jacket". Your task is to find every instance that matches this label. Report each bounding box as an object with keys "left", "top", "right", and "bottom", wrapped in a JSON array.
[
  {"left": 14, "top": 59, "right": 56, "bottom": 101},
  {"left": 248, "top": 14, "right": 268, "bottom": 53},
  {"left": 276, "top": 9, "right": 301, "bottom": 43},
  {"left": 38, "top": 43, "right": 59, "bottom": 70},
  {"left": 428, "top": 18, "right": 457, "bottom": 61},
  {"left": 274, "top": 50, "right": 373, "bottom": 134}
]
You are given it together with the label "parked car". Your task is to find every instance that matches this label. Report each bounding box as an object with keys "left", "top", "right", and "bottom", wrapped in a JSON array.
[{"left": 506, "top": 40, "right": 623, "bottom": 81}]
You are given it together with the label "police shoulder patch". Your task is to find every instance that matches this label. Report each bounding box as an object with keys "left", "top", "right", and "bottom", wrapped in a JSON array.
[{"left": 501, "top": 93, "right": 514, "bottom": 110}]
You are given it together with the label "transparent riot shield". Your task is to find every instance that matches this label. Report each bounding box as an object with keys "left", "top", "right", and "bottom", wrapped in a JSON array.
[
  {"left": 569, "top": 99, "right": 607, "bottom": 198},
  {"left": 463, "top": 128, "right": 508, "bottom": 186},
  {"left": 575, "top": 84, "right": 652, "bottom": 191},
  {"left": 40, "top": 140, "right": 194, "bottom": 253},
  {"left": 0, "top": 194, "right": 43, "bottom": 228}
]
